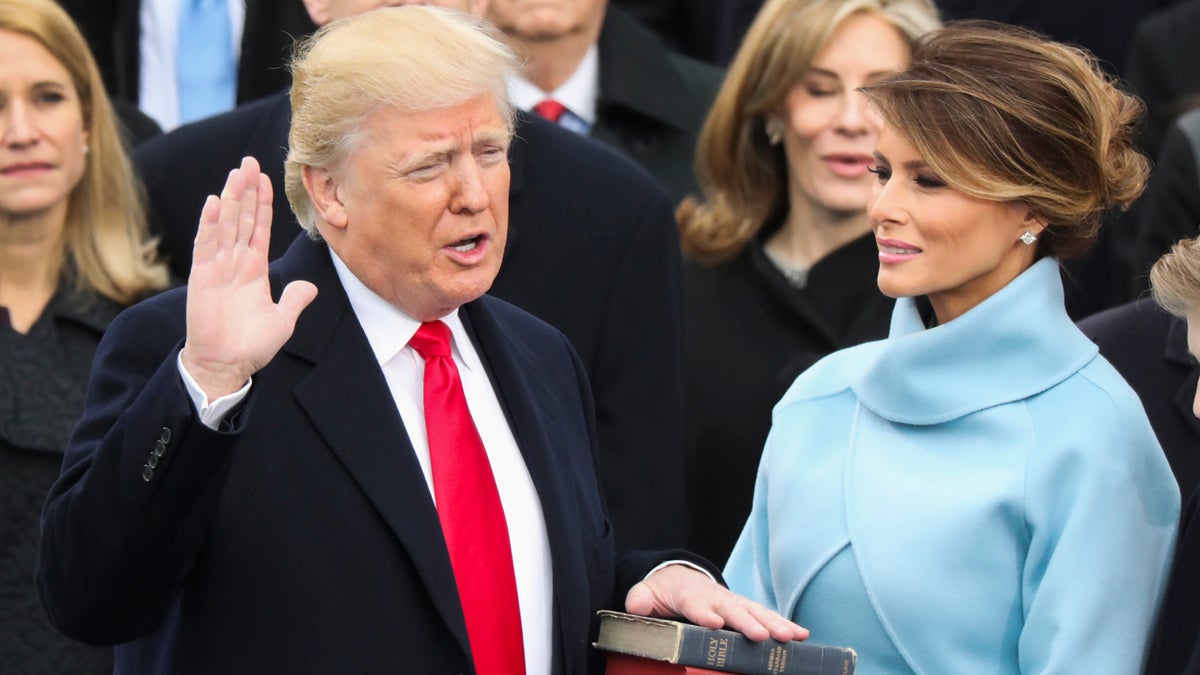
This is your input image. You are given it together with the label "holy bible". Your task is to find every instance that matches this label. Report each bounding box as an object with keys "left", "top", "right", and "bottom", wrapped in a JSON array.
[{"left": 593, "top": 610, "right": 856, "bottom": 675}]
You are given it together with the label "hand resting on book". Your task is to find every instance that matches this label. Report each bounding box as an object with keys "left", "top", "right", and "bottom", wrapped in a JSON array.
[{"left": 626, "top": 564, "right": 809, "bottom": 643}]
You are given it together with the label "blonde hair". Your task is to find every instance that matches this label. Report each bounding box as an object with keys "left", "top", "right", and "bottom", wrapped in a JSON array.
[
  {"left": 285, "top": 6, "right": 519, "bottom": 234},
  {"left": 678, "top": 0, "right": 940, "bottom": 263},
  {"left": 0, "top": 0, "right": 166, "bottom": 303},
  {"left": 1150, "top": 237, "right": 1200, "bottom": 317},
  {"left": 861, "top": 21, "right": 1149, "bottom": 261}
]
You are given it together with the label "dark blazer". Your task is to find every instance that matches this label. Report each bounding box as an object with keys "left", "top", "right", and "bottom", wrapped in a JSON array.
[
  {"left": 1124, "top": 0, "right": 1200, "bottom": 158},
  {"left": 592, "top": 5, "right": 724, "bottom": 202},
  {"left": 610, "top": 0, "right": 762, "bottom": 66},
  {"left": 1131, "top": 110, "right": 1200, "bottom": 294},
  {"left": 1077, "top": 297, "right": 1200, "bottom": 498},
  {"left": 135, "top": 96, "right": 687, "bottom": 552},
  {"left": 59, "top": 0, "right": 315, "bottom": 108},
  {"left": 37, "top": 236, "right": 706, "bottom": 674},
  {"left": 1147, "top": 486, "right": 1200, "bottom": 675}
]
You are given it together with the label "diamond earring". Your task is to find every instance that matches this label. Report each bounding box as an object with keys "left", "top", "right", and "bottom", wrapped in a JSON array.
[
  {"left": 765, "top": 118, "right": 784, "bottom": 145},
  {"left": 1019, "top": 230, "right": 1037, "bottom": 246}
]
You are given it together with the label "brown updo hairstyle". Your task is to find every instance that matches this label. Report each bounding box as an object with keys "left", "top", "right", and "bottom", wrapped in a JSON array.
[{"left": 860, "top": 20, "right": 1149, "bottom": 260}]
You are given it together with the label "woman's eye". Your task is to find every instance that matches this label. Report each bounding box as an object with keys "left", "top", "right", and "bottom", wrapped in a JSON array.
[
  {"left": 867, "top": 166, "right": 891, "bottom": 181},
  {"left": 915, "top": 175, "right": 946, "bottom": 189},
  {"left": 35, "top": 91, "right": 65, "bottom": 105}
]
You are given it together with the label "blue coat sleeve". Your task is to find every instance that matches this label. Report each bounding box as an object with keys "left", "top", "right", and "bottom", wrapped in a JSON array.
[{"left": 1018, "top": 373, "right": 1179, "bottom": 674}]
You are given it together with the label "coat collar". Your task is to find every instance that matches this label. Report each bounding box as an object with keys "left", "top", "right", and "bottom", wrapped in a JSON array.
[
  {"left": 853, "top": 258, "right": 1097, "bottom": 425},
  {"left": 595, "top": 5, "right": 708, "bottom": 134}
]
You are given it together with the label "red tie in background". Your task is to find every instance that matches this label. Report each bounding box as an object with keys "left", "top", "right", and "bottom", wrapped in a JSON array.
[
  {"left": 533, "top": 99, "right": 567, "bottom": 123},
  {"left": 409, "top": 321, "right": 526, "bottom": 675}
]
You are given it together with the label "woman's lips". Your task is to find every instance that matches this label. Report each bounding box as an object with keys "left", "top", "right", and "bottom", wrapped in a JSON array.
[
  {"left": 877, "top": 238, "right": 922, "bottom": 264},
  {"left": 823, "top": 154, "right": 874, "bottom": 178},
  {"left": 1, "top": 162, "right": 54, "bottom": 177}
]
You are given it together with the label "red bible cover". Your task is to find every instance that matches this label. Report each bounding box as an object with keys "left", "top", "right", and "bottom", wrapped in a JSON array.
[{"left": 606, "top": 652, "right": 730, "bottom": 675}]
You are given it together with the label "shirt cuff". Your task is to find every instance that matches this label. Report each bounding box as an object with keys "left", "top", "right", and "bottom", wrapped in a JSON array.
[
  {"left": 643, "top": 560, "right": 717, "bottom": 583},
  {"left": 177, "top": 352, "right": 252, "bottom": 430}
]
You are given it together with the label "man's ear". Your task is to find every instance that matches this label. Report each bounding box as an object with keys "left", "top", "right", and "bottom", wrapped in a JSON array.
[
  {"left": 302, "top": 165, "right": 348, "bottom": 230},
  {"left": 301, "top": 0, "right": 332, "bottom": 27}
]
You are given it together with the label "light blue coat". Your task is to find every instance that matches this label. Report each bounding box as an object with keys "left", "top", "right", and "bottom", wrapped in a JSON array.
[{"left": 725, "top": 258, "right": 1180, "bottom": 674}]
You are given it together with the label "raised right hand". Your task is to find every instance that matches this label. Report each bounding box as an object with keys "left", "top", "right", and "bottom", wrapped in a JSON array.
[{"left": 180, "top": 156, "right": 318, "bottom": 400}]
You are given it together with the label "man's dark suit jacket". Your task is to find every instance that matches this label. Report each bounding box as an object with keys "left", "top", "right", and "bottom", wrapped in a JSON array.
[
  {"left": 1130, "top": 111, "right": 1200, "bottom": 295},
  {"left": 1077, "top": 297, "right": 1200, "bottom": 497},
  {"left": 59, "top": 0, "right": 315, "bottom": 109},
  {"left": 1147, "top": 486, "right": 1200, "bottom": 675},
  {"left": 591, "top": 5, "right": 723, "bottom": 202},
  {"left": 612, "top": 0, "right": 762, "bottom": 66},
  {"left": 1125, "top": 0, "right": 1200, "bottom": 158},
  {"left": 37, "top": 236, "right": 707, "bottom": 674},
  {"left": 135, "top": 95, "right": 686, "bottom": 552}
]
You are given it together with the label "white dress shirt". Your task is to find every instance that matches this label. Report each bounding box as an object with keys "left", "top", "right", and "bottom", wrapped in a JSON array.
[
  {"left": 507, "top": 45, "right": 599, "bottom": 135},
  {"left": 180, "top": 249, "right": 555, "bottom": 675}
]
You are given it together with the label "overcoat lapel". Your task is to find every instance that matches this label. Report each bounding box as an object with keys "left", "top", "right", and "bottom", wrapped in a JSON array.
[
  {"left": 271, "top": 236, "right": 471, "bottom": 657},
  {"left": 462, "top": 300, "right": 592, "bottom": 673}
]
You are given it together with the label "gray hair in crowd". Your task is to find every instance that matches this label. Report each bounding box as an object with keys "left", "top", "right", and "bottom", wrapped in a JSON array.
[{"left": 284, "top": 6, "right": 520, "bottom": 233}]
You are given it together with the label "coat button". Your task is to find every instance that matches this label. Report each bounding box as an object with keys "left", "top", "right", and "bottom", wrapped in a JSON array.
[
  {"left": 142, "top": 465, "right": 154, "bottom": 482},
  {"left": 159, "top": 427, "right": 171, "bottom": 443},
  {"left": 154, "top": 440, "right": 167, "bottom": 457},
  {"left": 147, "top": 453, "right": 159, "bottom": 469}
]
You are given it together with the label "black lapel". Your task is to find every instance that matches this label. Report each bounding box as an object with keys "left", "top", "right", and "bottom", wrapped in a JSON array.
[
  {"left": 460, "top": 299, "right": 593, "bottom": 673},
  {"left": 273, "top": 237, "right": 471, "bottom": 656}
]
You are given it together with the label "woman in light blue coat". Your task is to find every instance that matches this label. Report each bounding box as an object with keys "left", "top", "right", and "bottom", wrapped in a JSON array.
[{"left": 724, "top": 22, "right": 1181, "bottom": 674}]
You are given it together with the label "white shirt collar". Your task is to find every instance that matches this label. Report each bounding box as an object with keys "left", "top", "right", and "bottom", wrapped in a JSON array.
[
  {"left": 328, "top": 248, "right": 482, "bottom": 374},
  {"left": 507, "top": 44, "right": 599, "bottom": 125}
]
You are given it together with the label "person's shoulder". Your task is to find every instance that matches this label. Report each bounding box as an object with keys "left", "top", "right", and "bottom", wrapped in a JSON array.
[
  {"left": 136, "top": 92, "right": 288, "bottom": 158},
  {"left": 514, "top": 110, "right": 668, "bottom": 196},
  {"left": 664, "top": 46, "right": 724, "bottom": 96},
  {"left": 1077, "top": 297, "right": 1171, "bottom": 343},
  {"left": 599, "top": 4, "right": 722, "bottom": 99},
  {"left": 1026, "top": 349, "right": 1159, "bottom": 452}
]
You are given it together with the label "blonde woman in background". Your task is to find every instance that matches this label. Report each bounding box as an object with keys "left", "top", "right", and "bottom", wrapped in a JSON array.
[
  {"left": 0, "top": 0, "right": 167, "bottom": 671},
  {"left": 678, "top": 0, "right": 939, "bottom": 566}
]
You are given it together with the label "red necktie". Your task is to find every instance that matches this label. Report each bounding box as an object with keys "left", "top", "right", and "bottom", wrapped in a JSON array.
[
  {"left": 409, "top": 321, "right": 526, "bottom": 675},
  {"left": 532, "top": 98, "right": 567, "bottom": 123}
]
